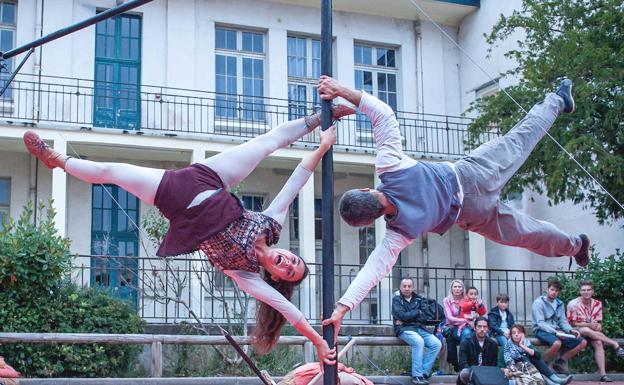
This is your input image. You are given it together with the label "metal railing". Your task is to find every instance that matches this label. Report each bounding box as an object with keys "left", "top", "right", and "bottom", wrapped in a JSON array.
[
  {"left": 71, "top": 255, "right": 571, "bottom": 326},
  {"left": 0, "top": 74, "right": 496, "bottom": 158}
]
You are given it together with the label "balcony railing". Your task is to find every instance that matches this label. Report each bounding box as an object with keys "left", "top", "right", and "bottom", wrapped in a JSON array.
[
  {"left": 71, "top": 255, "right": 570, "bottom": 326},
  {"left": 0, "top": 75, "right": 497, "bottom": 158}
]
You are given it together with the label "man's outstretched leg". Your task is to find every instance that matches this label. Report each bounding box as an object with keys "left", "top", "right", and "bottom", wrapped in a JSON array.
[{"left": 455, "top": 79, "right": 590, "bottom": 265}]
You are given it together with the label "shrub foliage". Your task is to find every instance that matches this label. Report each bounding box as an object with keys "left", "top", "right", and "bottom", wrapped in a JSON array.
[{"left": 0, "top": 201, "right": 145, "bottom": 377}]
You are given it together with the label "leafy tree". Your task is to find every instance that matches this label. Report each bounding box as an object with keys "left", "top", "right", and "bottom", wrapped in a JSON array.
[{"left": 467, "top": 0, "right": 624, "bottom": 223}]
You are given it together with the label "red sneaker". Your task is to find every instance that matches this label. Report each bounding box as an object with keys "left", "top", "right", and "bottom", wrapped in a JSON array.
[{"left": 23, "top": 130, "right": 67, "bottom": 169}]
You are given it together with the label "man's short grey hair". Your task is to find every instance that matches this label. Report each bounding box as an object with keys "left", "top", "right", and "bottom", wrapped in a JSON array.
[{"left": 339, "top": 189, "right": 384, "bottom": 227}]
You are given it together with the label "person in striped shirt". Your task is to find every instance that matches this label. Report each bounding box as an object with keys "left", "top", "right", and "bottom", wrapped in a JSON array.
[{"left": 567, "top": 280, "right": 624, "bottom": 382}]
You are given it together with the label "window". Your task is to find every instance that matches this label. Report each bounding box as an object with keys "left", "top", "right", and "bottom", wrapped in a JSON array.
[
  {"left": 475, "top": 80, "right": 500, "bottom": 99},
  {"left": 354, "top": 44, "right": 398, "bottom": 129},
  {"left": 0, "top": 1, "right": 17, "bottom": 100},
  {"left": 287, "top": 36, "right": 321, "bottom": 119},
  {"left": 358, "top": 226, "right": 376, "bottom": 265},
  {"left": 242, "top": 194, "right": 264, "bottom": 211},
  {"left": 93, "top": 14, "right": 142, "bottom": 130},
  {"left": 215, "top": 27, "right": 265, "bottom": 121},
  {"left": 0, "top": 178, "right": 9, "bottom": 227},
  {"left": 289, "top": 197, "right": 323, "bottom": 241}
]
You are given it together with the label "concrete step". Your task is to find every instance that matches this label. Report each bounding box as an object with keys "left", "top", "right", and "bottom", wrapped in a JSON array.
[{"left": 17, "top": 373, "right": 624, "bottom": 385}]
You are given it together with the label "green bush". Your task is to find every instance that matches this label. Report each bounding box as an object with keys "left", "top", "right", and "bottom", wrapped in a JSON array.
[
  {"left": 0, "top": 201, "right": 145, "bottom": 377},
  {"left": 557, "top": 250, "right": 624, "bottom": 373}
]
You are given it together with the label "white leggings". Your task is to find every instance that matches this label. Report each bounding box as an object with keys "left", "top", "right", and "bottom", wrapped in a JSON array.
[{"left": 64, "top": 118, "right": 312, "bottom": 205}]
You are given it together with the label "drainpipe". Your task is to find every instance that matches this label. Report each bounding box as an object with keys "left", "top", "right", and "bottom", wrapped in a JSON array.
[
  {"left": 34, "top": 0, "right": 45, "bottom": 121},
  {"left": 414, "top": 20, "right": 425, "bottom": 115},
  {"left": 422, "top": 233, "right": 429, "bottom": 288}
]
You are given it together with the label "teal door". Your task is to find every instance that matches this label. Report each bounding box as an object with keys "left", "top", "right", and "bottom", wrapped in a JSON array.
[
  {"left": 94, "top": 14, "right": 141, "bottom": 130},
  {"left": 91, "top": 185, "right": 140, "bottom": 307}
]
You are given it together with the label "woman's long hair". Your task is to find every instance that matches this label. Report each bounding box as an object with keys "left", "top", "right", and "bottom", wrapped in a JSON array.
[{"left": 251, "top": 262, "right": 310, "bottom": 354}]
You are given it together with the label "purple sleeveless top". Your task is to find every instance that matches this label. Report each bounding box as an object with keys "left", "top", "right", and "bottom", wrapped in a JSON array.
[{"left": 199, "top": 210, "right": 282, "bottom": 272}]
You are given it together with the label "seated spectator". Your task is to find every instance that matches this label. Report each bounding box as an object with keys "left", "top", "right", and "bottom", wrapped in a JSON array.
[
  {"left": 489, "top": 293, "right": 514, "bottom": 347},
  {"left": 393, "top": 277, "right": 442, "bottom": 385},
  {"left": 456, "top": 317, "right": 501, "bottom": 385},
  {"left": 277, "top": 362, "right": 372, "bottom": 385},
  {"left": 443, "top": 279, "right": 471, "bottom": 371},
  {"left": 0, "top": 356, "right": 20, "bottom": 385},
  {"left": 459, "top": 286, "right": 487, "bottom": 328},
  {"left": 567, "top": 280, "right": 624, "bottom": 382},
  {"left": 532, "top": 277, "right": 587, "bottom": 374},
  {"left": 503, "top": 324, "right": 572, "bottom": 385}
]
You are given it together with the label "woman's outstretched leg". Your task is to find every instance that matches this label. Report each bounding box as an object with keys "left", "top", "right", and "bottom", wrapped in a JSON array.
[
  {"left": 201, "top": 105, "right": 354, "bottom": 188},
  {"left": 24, "top": 131, "right": 164, "bottom": 205},
  {"left": 65, "top": 159, "right": 164, "bottom": 205}
]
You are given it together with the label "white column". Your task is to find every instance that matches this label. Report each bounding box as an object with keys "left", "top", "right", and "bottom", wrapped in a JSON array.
[
  {"left": 298, "top": 171, "right": 317, "bottom": 321},
  {"left": 468, "top": 232, "right": 488, "bottom": 301},
  {"left": 188, "top": 147, "right": 206, "bottom": 320},
  {"left": 374, "top": 173, "right": 392, "bottom": 324},
  {"left": 51, "top": 137, "right": 67, "bottom": 237}
]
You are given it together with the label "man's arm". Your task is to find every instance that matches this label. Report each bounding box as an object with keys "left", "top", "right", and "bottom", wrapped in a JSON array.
[
  {"left": 458, "top": 339, "right": 471, "bottom": 370},
  {"left": 556, "top": 305, "right": 574, "bottom": 333},
  {"left": 322, "top": 230, "right": 412, "bottom": 340},
  {"left": 392, "top": 295, "right": 421, "bottom": 323},
  {"left": 338, "top": 230, "right": 412, "bottom": 310},
  {"left": 531, "top": 300, "right": 557, "bottom": 334},
  {"left": 318, "top": 76, "right": 413, "bottom": 174}
]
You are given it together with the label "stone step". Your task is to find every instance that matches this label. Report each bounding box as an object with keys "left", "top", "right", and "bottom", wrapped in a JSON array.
[{"left": 17, "top": 373, "right": 624, "bottom": 385}]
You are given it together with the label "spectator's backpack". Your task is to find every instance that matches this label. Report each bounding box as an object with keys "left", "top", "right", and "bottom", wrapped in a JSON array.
[
  {"left": 418, "top": 296, "right": 445, "bottom": 325},
  {"left": 470, "top": 366, "right": 508, "bottom": 385}
]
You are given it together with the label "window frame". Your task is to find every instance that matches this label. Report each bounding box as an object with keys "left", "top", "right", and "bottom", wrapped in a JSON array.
[
  {"left": 0, "top": 177, "right": 10, "bottom": 227},
  {"left": 287, "top": 35, "right": 321, "bottom": 119},
  {"left": 0, "top": 0, "right": 17, "bottom": 101},
  {"left": 353, "top": 43, "right": 399, "bottom": 111},
  {"left": 215, "top": 26, "right": 266, "bottom": 121}
]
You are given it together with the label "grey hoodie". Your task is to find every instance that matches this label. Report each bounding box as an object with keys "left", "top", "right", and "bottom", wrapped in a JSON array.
[{"left": 531, "top": 294, "right": 573, "bottom": 334}]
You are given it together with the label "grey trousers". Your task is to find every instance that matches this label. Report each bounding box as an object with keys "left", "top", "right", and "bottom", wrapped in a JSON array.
[{"left": 455, "top": 93, "right": 581, "bottom": 257}]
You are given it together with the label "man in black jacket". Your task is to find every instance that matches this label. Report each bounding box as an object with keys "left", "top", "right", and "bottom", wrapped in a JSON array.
[
  {"left": 393, "top": 277, "right": 442, "bottom": 385},
  {"left": 457, "top": 317, "right": 501, "bottom": 385}
]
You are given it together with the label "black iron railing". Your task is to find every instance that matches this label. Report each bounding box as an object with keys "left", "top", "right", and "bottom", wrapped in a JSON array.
[
  {"left": 71, "top": 255, "right": 570, "bottom": 326},
  {"left": 0, "top": 74, "right": 497, "bottom": 158}
]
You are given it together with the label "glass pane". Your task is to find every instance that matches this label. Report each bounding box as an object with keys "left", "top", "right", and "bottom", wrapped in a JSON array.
[
  {"left": 93, "top": 186, "right": 103, "bottom": 207},
  {"left": 242, "top": 32, "right": 252, "bottom": 52},
  {"left": 387, "top": 49, "right": 396, "bottom": 67},
  {"left": 121, "top": 17, "right": 130, "bottom": 38},
  {"left": 312, "top": 40, "right": 321, "bottom": 78},
  {"left": 243, "top": 58, "right": 252, "bottom": 77},
  {"left": 216, "top": 28, "right": 226, "bottom": 48},
  {"left": 2, "top": 2, "right": 16, "bottom": 25},
  {"left": 92, "top": 209, "right": 102, "bottom": 231},
  {"left": 130, "top": 39, "right": 140, "bottom": 60},
  {"left": 354, "top": 44, "right": 362, "bottom": 64},
  {"left": 0, "top": 179, "right": 9, "bottom": 204},
  {"left": 253, "top": 33, "right": 264, "bottom": 53},
  {"left": 377, "top": 48, "right": 387, "bottom": 66},
  {"left": 363, "top": 71, "right": 373, "bottom": 89},
  {"left": 227, "top": 56, "right": 236, "bottom": 75},
  {"left": 362, "top": 46, "right": 372, "bottom": 65},
  {"left": 96, "top": 35, "right": 106, "bottom": 57},
  {"left": 389, "top": 93, "right": 397, "bottom": 111},
  {"left": 216, "top": 55, "right": 225, "bottom": 75},
  {"left": 254, "top": 59, "right": 263, "bottom": 78},
  {"left": 388, "top": 73, "right": 397, "bottom": 92},
  {"left": 0, "top": 30, "right": 13, "bottom": 53},
  {"left": 226, "top": 30, "right": 236, "bottom": 49},
  {"left": 131, "top": 18, "right": 140, "bottom": 38},
  {"left": 378, "top": 73, "right": 387, "bottom": 92}
]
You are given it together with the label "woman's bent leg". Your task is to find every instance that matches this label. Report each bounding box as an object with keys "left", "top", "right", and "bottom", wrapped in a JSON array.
[
  {"left": 201, "top": 118, "right": 311, "bottom": 188},
  {"left": 65, "top": 158, "right": 165, "bottom": 205}
]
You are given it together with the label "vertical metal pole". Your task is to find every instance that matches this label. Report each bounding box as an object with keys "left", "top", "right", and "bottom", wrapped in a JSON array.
[{"left": 320, "top": 1, "right": 336, "bottom": 385}]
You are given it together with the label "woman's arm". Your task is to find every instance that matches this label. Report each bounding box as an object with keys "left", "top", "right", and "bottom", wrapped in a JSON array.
[
  {"left": 262, "top": 126, "right": 336, "bottom": 224},
  {"left": 225, "top": 270, "right": 336, "bottom": 364}
]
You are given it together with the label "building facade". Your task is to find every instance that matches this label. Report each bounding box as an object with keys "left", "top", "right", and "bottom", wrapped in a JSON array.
[{"left": 0, "top": 0, "right": 621, "bottom": 325}]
